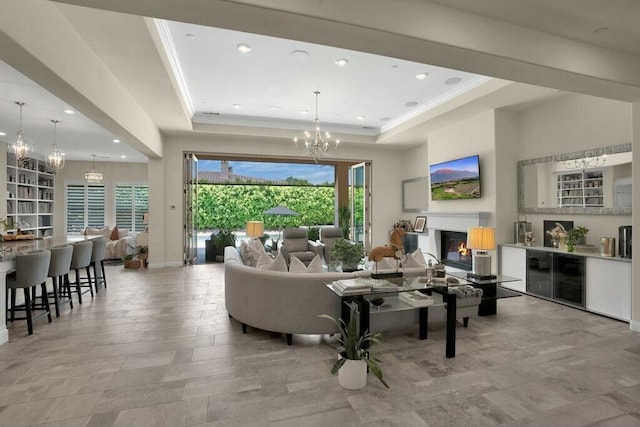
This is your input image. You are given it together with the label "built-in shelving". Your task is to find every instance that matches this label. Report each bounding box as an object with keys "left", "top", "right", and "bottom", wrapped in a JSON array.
[
  {"left": 5, "top": 153, "right": 55, "bottom": 238},
  {"left": 556, "top": 169, "right": 603, "bottom": 207}
]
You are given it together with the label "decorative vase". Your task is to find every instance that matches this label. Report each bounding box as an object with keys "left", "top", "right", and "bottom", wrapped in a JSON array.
[
  {"left": 338, "top": 359, "right": 367, "bottom": 390},
  {"left": 566, "top": 242, "right": 574, "bottom": 252}
]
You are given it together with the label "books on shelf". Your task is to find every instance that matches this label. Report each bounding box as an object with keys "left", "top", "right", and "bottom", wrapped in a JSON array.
[
  {"left": 333, "top": 278, "right": 399, "bottom": 294},
  {"left": 399, "top": 291, "right": 434, "bottom": 307}
]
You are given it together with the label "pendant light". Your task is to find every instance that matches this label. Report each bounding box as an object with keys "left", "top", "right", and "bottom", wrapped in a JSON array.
[
  {"left": 10, "top": 102, "right": 33, "bottom": 168},
  {"left": 46, "top": 120, "right": 65, "bottom": 173},
  {"left": 85, "top": 154, "right": 103, "bottom": 183}
]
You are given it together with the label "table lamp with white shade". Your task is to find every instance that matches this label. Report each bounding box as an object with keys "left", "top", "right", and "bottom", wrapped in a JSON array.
[
  {"left": 246, "top": 221, "right": 264, "bottom": 240},
  {"left": 467, "top": 226, "right": 496, "bottom": 279}
]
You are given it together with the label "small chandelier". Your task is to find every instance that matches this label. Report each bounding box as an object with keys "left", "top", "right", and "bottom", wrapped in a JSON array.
[
  {"left": 293, "top": 91, "right": 339, "bottom": 163},
  {"left": 46, "top": 120, "right": 66, "bottom": 173},
  {"left": 564, "top": 155, "right": 607, "bottom": 170},
  {"left": 10, "top": 101, "right": 33, "bottom": 168},
  {"left": 85, "top": 154, "right": 103, "bottom": 183}
]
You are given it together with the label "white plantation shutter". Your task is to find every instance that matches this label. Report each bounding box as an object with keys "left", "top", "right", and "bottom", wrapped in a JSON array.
[
  {"left": 66, "top": 184, "right": 105, "bottom": 233},
  {"left": 115, "top": 184, "right": 148, "bottom": 232}
]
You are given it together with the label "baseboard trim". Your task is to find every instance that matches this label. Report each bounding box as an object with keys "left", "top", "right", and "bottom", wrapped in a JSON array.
[
  {"left": 630, "top": 320, "right": 640, "bottom": 332},
  {"left": 148, "top": 261, "right": 183, "bottom": 269}
]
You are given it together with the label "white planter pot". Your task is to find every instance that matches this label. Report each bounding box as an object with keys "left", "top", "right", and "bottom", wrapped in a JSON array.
[{"left": 338, "top": 359, "right": 367, "bottom": 390}]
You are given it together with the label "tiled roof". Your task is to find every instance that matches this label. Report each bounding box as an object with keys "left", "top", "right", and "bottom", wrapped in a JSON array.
[{"left": 198, "top": 171, "right": 285, "bottom": 184}]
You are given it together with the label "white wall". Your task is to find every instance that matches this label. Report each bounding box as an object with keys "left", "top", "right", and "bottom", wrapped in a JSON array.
[
  {"left": 53, "top": 160, "right": 148, "bottom": 234},
  {"left": 148, "top": 134, "right": 404, "bottom": 267},
  {"left": 515, "top": 93, "right": 633, "bottom": 246}
]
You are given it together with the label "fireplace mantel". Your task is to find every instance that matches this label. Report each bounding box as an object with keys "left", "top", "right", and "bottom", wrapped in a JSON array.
[{"left": 425, "top": 211, "right": 491, "bottom": 232}]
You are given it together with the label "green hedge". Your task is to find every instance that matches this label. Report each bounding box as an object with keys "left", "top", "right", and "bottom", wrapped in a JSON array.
[{"left": 196, "top": 184, "right": 335, "bottom": 231}]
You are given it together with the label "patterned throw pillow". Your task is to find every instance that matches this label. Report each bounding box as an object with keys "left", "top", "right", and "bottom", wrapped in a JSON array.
[
  {"left": 239, "top": 240, "right": 266, "bottom": 267},
  {"left": 289, "top": 254, "right": 323, "bottom": 273},
  {"left": 256, "top": 252, "right": 288, "bottom": 272}
]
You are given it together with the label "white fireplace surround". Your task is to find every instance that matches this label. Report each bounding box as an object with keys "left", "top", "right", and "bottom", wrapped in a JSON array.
[{"left": 421, "top": 212, "right": 491, "bottom": 263}]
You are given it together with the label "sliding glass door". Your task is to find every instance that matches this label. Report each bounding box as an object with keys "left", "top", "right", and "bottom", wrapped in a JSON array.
[{"left": 183, "top": 153, "right": 198, "bottom": 264}]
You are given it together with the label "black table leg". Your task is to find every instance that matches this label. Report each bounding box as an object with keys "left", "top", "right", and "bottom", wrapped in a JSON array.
[
  {"left": 444, "top": 293, "right": 457, "bottom": 358},
  {"left": 477, "top": 283, "right": 497, "bottom": 316},
  {"left": 419, "top": 307, "right": 429, "bottom": 340}
]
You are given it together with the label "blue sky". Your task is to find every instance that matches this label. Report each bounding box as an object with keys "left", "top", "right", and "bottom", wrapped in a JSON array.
[
  {"left": 200, "top": 160, "right": 335, "bottom": 185},
  {"left": 430, "top": 155, "right": 479, "bottom": 173}
]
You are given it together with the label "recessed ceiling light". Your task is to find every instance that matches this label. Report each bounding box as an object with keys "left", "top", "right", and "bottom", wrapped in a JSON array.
[
  {"left": 121, "top": 155, "right": 126, "bottom": 159},
  {"left": 356, "top": 115, "right": 365, "bottom": 120},
  {"left": 445, "top": 77, "right": 462, "bottom": 85},
  {"left": 0, "top": 132, "right": 6, "bottom": 136},
  {"left": 64, "top": 109, "right": 75, "bottom": 114},
  {"left": 405, "top": 101, "right": 418, "bottom": 108},
  {"left": 112, "top": 139, "right": 120, "bottom": 143},
  {"left": 237, "top": 43, "right": 251, "bottom": 53},
  {"left": 233, "top": 104, "right": 241, "bottom": 109},
  {"left": 186, "top": 33, "right": 195, "bottom": 39},
  {"left": 200, "top": 101, "right": 207, "bottom": 105},
  {"left": 379, "top": 117, "right": 391, "bottom": 122},
  {"left": 300, "top": 109, "right": 309, "bottom": 115},
  {"left": 391, "top": 65, "right": 398, "bottom": 69},
  {"left": 335, "top": 58, "right": 349, "bottom": 67},
  {"left": 593, "top": 26, "right": 609, "bottom": 34},
  {"left": 268, "top": 105, "right": 281, "bottom": 111},
  {"left": 290, "top": 50, "right": 309, "bottom": 61},
  {"left": 416, "top": 72, "right": 429, "bottom": 80}
]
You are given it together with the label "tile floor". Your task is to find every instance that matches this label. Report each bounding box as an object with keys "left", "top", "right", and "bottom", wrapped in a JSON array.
[{"left": 1, "top": 263, "right": 640, "bottom": 426}]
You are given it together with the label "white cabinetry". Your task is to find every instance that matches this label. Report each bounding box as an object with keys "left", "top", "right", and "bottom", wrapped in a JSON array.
[
  {"left": 499, "top": 245, "right": 526, "bottom": 292},
  {"left": 499, "top": 244, "right": 631, "bottom": 322},
  {"left": 5, "top": 153, "right": 55, "bottom": 238},
  {"left": 586, "top": 258, "right": 631, "bottom": 321}
]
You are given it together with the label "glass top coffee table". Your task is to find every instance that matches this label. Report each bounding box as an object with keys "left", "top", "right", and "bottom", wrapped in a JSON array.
[
  {"left": 326, "top": 276, "right": 462, "bottom": 358},
  {"left": 446, "top": 272, "right": 522, "bottom": 316}
]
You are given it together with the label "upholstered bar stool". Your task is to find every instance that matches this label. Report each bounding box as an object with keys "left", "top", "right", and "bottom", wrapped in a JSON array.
[
  {"left": 46, "top": 245, "right": 73, "bottom": 317},
  {"left": 68, "top": 241, "right": 93, "bottom": 304},
  {"left": 6, "top": 250, "right": 52, "bottom": 335},
  {"left": 88, "top": 237, "right": 107, "bottom": 292}
]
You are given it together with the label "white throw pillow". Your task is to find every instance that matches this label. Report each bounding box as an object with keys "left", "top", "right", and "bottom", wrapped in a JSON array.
[
  {"left": 405, "top": 249, "right": 427, "bottom": 268},
  {"left": 256, "top": 252, "right": 288, "bottom": 272},
  {"left": 376, "top": 257, "right": 397, "bottom": 270},
  {"left": 289, "top": 254, "right": 323, "bottom": 273},
  {"left": 248, "top": 238, "right": 266, "bottom": 254}
]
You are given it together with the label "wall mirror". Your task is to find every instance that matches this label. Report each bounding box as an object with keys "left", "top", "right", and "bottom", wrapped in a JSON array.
[
  {"left": 518, "top": 143, "right": 632, "bottom": 215},
  {"left": 402, "top": 177, "right": 429, "bottom": 212}
]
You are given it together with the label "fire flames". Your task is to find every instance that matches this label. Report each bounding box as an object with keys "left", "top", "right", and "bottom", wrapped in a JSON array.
[{"left": 458, "top": 242, "right": 470, "bottom": 256}]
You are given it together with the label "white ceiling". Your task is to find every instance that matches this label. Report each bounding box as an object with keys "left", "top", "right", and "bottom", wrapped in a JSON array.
[
  {"left": 0, "top": 60, "right": 147, "bottom": 163},
  {"left": 1, "top": 0, "right": 639, "bottom": 164},
  {"left": 162, "top": 21, "right": 488, "bottom": 135}
]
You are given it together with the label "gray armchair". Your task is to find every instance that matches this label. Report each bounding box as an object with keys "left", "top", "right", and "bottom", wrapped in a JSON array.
[
  {"left": 280, "top": 228, "right": 323, "bottom": 265},
  {"left": 319, "top": 226, "right": 344, "bottom": 263}
]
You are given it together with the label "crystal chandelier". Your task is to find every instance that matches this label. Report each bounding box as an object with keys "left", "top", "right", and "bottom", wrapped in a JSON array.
[
  {"left": 46, "top": 120, "right": 65, "bottom": 173},
  {"left": 10, "top": 102, "right": 33, "bottom": 168},
  {"left": 293, "top": 91, "right": 339, "bottom": 163},
  {"left": 85, "top": 154, "right": 103, "bottom": 183},
  {"left": 564, "top": 155, "right": 607, "bottom": 170}
]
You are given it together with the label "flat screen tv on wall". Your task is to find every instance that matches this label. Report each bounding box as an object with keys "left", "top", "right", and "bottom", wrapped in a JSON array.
[{"left": 429, "top": 155, "right": 481, "bottom": 200}]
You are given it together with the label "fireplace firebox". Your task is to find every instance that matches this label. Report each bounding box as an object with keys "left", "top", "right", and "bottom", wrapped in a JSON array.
[{"left": 440, "top": 231, "right": 473, "bottom": 271}]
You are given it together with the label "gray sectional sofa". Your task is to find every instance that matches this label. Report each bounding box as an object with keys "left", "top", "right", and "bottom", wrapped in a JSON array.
[
  {"left": 224, "top": 246, "right": 369, "bottom": 344},
  {"left": 224, "top": 246, "right": 481, "bottom": 345}
]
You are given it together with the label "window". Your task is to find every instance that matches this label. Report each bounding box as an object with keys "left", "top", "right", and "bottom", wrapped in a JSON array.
[
  {"left": 66, "top": 184, "right": 105, "bottom": 233},
  {"left": 115, "top": 184, "right": 149, "bottom": 232}
]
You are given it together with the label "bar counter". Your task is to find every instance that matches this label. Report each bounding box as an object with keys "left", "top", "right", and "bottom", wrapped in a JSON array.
[{"left": 0, "top": 236, "right": 97, "bottom": 345}]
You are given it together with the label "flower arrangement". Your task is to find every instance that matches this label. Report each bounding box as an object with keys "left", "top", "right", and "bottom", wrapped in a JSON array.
[
  {"left": 566, "top": 226, "right": 589, "bottom": 251},
  {"left": 546, "top": 223, "right": 567, "bottom": 248}
]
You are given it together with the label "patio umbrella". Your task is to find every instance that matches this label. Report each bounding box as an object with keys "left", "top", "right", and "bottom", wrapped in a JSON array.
[{"left": 263, "top": 205, "right": 298, "bottom": 244}]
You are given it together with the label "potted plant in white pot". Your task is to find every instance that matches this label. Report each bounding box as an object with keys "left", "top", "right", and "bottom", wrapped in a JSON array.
[{"left": 318, "top": 307, "right": 389, "bottom": 390}]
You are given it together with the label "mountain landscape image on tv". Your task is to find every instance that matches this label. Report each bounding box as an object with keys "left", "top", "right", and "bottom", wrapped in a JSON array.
[{"left": 429, "top": 155, "right": 481, "bottom": 200}]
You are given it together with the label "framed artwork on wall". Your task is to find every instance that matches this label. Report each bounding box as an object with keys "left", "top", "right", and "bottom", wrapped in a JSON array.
[
  {"left": 543, "top": 220, "right": 574, "bottom": 247},
  {"left": 414, "top": 216, "right": 427, "bottom": 233}
]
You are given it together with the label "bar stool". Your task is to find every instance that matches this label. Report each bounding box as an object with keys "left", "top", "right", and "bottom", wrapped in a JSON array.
[
  {"left": 69, "top": 241, "right": 93, "bottom": 304},
  {"left": 6, "top": 250, "right": 52, "bottom": 335},
  {"left": 46, "top": 245, "right": 73, "bottom": 317},
  {"left": 89, "top": 237, "right": 108, "bottom": 292}
]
